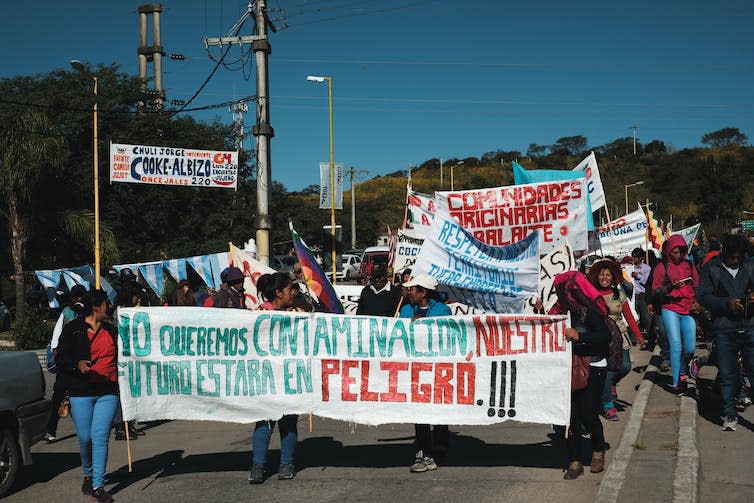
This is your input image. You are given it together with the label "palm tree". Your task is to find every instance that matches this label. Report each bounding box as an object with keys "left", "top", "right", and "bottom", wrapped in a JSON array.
[{"left": 0, "top": 110, "right": 67, "bottom": 318}]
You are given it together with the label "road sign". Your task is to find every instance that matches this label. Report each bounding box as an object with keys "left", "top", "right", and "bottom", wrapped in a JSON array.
[{"left": 742, "top": 220, "right": 754, "bottom": 231}]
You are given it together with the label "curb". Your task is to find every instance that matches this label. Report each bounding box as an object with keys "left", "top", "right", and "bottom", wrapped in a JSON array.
[
  {"left": 594, "top": 357, "right": 657, "bottom": 503},
  {"left": 673, "top": 395, "right": 699, "bottom": 503}
]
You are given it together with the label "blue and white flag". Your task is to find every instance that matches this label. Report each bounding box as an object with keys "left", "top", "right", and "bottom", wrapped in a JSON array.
[
  {"left": 35, "top": 270, "right": 63, "bottom": 308},
  {"left": 138, "top": 262, "right": 165, "bottom": 299},
  {"left": 186, "top": 255, "right": 214, "bottom": 288},
  {"left": 207, "top": 252, "right": 231, "bottom": 290},
  {"left": 163, "top": 258, "right": 188, "bottom": 283}
]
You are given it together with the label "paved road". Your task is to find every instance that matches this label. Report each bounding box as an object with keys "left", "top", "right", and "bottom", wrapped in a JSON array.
[{"left": 4, "top": 350, "right": 653, "bottom": 503}]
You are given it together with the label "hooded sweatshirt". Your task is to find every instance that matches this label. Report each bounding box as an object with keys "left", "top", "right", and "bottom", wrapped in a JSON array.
[{"left": 651, "top": 234, "right": 699, "bottom": 315}]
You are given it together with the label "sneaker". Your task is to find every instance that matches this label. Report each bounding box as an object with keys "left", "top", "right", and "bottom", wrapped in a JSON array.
[
  {"left": 669, "top": 382, "right": 687, "bottom": 396},
  {"left": 409, "top": 451, "right": 437, "bottom": 473},
  {"left": 659, "top": 360, "right": 671, "bottom": 372},
  {"left": 90, "top": 487, "right": 114, "bottom": 503},
  {"left": 722, "top": 416, "right": 738, "bottom": 431},
  {"left": 278, "top": 463, "right": 296, "bottom": 480},
  {"left": 44, "top": 433, "right": 56, "bottom": 443},
  {"left": 82, "top": 476, "right": 93, "bottom": 496},
  {"left": 688, "top": 357, "right": 701, "bottom": 379},
  {"left": 248, "top": 464, "right": 265, "bottom": 484},
  {"left": 744, "top": 397, "right": 753, "bottom": 407},
  {"left": 604, "top": 408, "right": 619, "bottom": 421}
]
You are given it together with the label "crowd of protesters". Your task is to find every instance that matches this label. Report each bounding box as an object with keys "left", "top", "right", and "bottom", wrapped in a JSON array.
[{"left": 40, "top": 230, "right": 754, "bottom": 498}]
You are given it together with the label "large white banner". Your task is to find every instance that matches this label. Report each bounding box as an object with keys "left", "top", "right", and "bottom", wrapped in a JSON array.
[
  {"left": 677, "top": 223, "right": 701, "bottom": 248},
  {"left": 117, "top": 308, "right": 571, "bottom": 426},
  {"left": 597, "top": 208, "right": 649, "bottom": 258},
  {"left": 412, "top": 216, "right": 540, "bottom": 313},
  {"left": 407, "top": 191, "right": 437, "bottom": 238},
  {"left": 572, "top": 151, "right": 605, "bottom": 212},
  {"left": 435, "top": 180, "right": 588, "bottom": 253},
  {"left": 319, "top": 162, "right": 344, "bottom": 210},
  {"left": 393, "top": 229, "right": 424, "bottom": 273},
  {"left": 110, "top": 143, "right": 238, "bottom": 189},
  {"left": 229, "top": 244, "right": 276, "bottom": 309}
]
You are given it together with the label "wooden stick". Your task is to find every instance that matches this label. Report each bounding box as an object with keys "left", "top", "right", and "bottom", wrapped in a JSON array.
[
  {"left": 309, "top": 413, "right": 313, "bottom": 433},
  {"left": 124, "top": 421, "right": 133, "bottom": 472},
  {"left": 393, "top": 296, "right": 405, "bottom": 318},
  {"left": 564, "top": 425, "right": 569, "bottom": 439}
]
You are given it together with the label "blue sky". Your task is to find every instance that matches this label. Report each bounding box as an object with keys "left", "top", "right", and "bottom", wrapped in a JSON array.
[{"left": 2, "top": 0, "right": 752, "bottom": 191}]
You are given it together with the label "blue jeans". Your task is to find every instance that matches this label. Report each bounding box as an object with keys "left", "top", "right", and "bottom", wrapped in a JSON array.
[
  {"left": 603, "top": 348, "right": 632, "bottom": 409},
  {"left": 252, "top": 415, "right": 298, "bottom": 466},
  {"left": 715, "top": 330, "right": 754, "bottom": 418},
  {"left": 661, "top": 309, "right": 697, "bottom": 387},
  {"left": 69, "top": 394, "right": 119, "bottom": 489},
  {"left": 655, "top": 313, "right": 669, "bottom": 361}
]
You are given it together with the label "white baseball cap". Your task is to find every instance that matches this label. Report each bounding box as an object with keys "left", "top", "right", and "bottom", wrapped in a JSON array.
[{"left": 403, "top": 273, "right": 438, "bottom": 290}]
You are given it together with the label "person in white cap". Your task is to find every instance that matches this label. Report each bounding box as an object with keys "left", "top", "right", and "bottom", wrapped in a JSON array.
[{"left": 399, "top": 272, "right": 452, "bottom": 472}]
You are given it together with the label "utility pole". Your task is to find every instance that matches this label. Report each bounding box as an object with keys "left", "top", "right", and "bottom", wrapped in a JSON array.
[
  {"left": 439, "top": 157, "right": 443, "bottom": 189},
  {"left": 346, "top": 167, "right": 368, "bottom": 248},
  {"left": 630, "top": 125, "right": 639, "bottom": 155},
  {"left": 205, "top": 1, "right": 275, "bottom": 265},
  {"left": 229, "top": 100, "right": 248, "bottom": 151},
  {"left": 137, "top": 3, "right": 166, "bottom": 109}
]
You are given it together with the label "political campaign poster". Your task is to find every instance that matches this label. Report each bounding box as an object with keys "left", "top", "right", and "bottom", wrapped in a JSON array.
[
  {"left": 110, "top": 143, "right": 238, "bottom": 189},
  {"left": 412, "top": 216, "right": 539, "bottom": 313},
  {"left": 523, "top": 241, "right": 576, "bottom": 314},
  {"left": 393, "top": 229, "right": 424, "bottom": 273},
  {"left": 319, "top": 162, "right": 344, "bottom": 210},
  {"left": 572, "top": 151, "right": 606, "bottom": 211},
  {"left": 597, "top": 208, "right": 650, "bottom": 258},
  {"left": 117, "top": 307, "right": 571, "bottom": 426},
  {"left": 435, "top": 180, "right": 589, "bottom": 253}
]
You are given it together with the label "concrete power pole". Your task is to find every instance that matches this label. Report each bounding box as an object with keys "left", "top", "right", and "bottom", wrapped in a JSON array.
[
  {"left": 346, "top": 167, "right": 368, "bottom": 248},
  {"left": 137, "top": 3, "right": 165, "bottom": 109},
  {"left": 205, "top": 1, "right": 275, "bottom": 265},
  {"left": 631, "top": 125, "right": 639, "bottom": 156}
]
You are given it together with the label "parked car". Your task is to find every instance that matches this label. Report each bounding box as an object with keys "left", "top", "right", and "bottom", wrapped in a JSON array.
[
  {"left": 272, "top": 255, "right": 298, "bottom": 274},
  {"left": 337, "top": 254, "right": 361, "bottom": 281},
  {"left": 358, "top": 246, "right": 390, "bottom": 281},
  {"left": 0, "top": 352, "right": 51, "bottom": 496}
]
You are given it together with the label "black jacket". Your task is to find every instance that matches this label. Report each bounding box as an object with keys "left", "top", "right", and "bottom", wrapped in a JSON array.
[
  {"left": 698, "top": 256, "right": 754, "bottom": 334},
  {"left": 55, "top": 317, "right": 119, "bottom": 396},
  {"left": 572, "top": 309, "right": 611, "bottom": 360}
]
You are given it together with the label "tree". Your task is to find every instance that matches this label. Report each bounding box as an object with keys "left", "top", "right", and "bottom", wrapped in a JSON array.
[
  {"left": 701, "top": 127, "right": 748, "bottom": 148},
  {"left": 0, "top": 110, "right": 67, "bottom": 317},
  {"left": 526, "top": 144, "right": 548, "bottom": 158},
  {"left": 552, "top": 135, "right": 587, "bottom": 156}
]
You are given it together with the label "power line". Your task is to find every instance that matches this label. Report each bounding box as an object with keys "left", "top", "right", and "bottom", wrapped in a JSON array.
[{"left": 0, "top": 95, "right": 256, "bottom": 115}]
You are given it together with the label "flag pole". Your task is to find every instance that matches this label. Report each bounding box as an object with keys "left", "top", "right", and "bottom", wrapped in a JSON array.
[{"left": 125, "top": 421, "right": 133, "bottom": 472}]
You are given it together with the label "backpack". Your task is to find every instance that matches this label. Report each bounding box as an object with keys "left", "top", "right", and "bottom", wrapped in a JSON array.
[{"left": 604, "top": 314, "right": 624, "bottom": 372}]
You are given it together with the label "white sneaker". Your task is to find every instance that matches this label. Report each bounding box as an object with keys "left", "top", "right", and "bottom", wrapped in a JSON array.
[
  {"left": 722, "top": 416, "right": 738, "bottom": 431},
  {"left": 44, "top": 433, "right": 56, "bottom": 443}
]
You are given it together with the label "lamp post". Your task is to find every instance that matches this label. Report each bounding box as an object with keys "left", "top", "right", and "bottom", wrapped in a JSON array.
[
  {"left": 70, "top": 60, "right": 100, "bottom": 289},
  {"left": 624, "top": 180, "right": 644, "bottom": 215},
  {"left": 450, "top": 160, "right": 464, "bottom": 191},
  {"left": 307, "top": 75, "right": 337, "bottom": 284}
]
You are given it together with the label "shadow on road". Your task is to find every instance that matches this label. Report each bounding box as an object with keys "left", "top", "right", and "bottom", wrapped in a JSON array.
[{"left": 5, "top": 452, "right": 81, "bottom": 497}]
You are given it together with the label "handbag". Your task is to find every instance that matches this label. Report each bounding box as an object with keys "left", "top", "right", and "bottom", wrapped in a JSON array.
[
  {"left": 571, "top": 354, "right": 591, "bottom": 391},
  {"left": 58, "top": 395, "right": 70, "bottom": 418}
]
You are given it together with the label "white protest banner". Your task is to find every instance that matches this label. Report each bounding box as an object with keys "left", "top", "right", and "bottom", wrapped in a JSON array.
[
  {"left": 412, "top": 215, "right": 539, "bottom": 313},
  {"left": 393, "top": 229, "right": 424, "bottom": 273},
  {"left": 597, "top": 208, "right": 648, "bottom": 258},
  {"left": 406, "top": 191, "right": 437, "bottom": 238},
  {"left": 572, "top": 151, "right": 605, "bottom": 211},
  {"left": 319, "top": 162, "right": 344, "bottom": 210},
  {"left": 677, "top": 223, "right": 701, "bottom": 248},
  {"left": 333, "top": 284, "right": 486, "bottom": 316},
  {"left": 110, "top": 143, "right": 238, "bottom": 189},
  {"left": 117, "top": 307, "right": 571, "bottom": 426},
  {"left": 229, "top": 244, "right": 276, "bottom": 309},
  {"left": 435, "top": 180, "right": 588, "bottom": 253},
  {"left": 523, "top": 241, "right": 575, "bottom": 314}
]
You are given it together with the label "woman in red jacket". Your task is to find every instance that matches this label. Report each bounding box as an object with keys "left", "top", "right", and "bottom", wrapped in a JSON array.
[{"left": 588, "top": 259, "right": 643, "bottom": 421}]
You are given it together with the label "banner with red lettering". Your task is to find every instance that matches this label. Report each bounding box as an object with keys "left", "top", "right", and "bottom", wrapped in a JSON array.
[
  {"left": 117, "top": 308, "right": 571, "bottom": 426},
  {"left": 435, "top": 180, "right": 589, "bottom": 253},
  {"left": 407, "top": 191, "right": 437, "bottom": 238},
  {"left": 597, "top": 208, "right": 653, "bottom": 258},
  {"left": 110, "top": 143, "right": 238, "bottom": 188}
]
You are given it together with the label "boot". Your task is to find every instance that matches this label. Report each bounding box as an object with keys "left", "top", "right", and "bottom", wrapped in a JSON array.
[
  {"left": 563, "top": 461, "right": 583, "bottom": 480},
  {"left": 590, "top": 451, "right": 605, "bottom": 473}
]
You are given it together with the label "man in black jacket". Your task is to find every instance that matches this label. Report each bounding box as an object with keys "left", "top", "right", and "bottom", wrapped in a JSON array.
[
  {"left": 356, "top": 266, "right": 402, "bottom": 317},
  {"left": 698, "top": 234, "right": 754, "bottom": 431}
]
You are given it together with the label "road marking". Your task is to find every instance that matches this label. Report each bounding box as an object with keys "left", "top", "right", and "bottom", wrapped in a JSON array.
[{"left": 673, "top": 395, "right": 699, "bottom": 503}]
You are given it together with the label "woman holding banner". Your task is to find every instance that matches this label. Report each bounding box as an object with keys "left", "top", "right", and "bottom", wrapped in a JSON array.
[
  {"left": 651, "top": 234, "right": 700, "bottom": 395},
  {"left": 56, "top": 290, "right": 118, "bottom": 503},
  {"left": 588, "top": 259, "right": 643, "bottom": 421},
  {"left": 399, "top": 273, "right": 452, "bottom": 473},
  {"left": 249, "top": 272, "right": 299, "bottom": 484},
  {"left": 551, "top": 271, "right": 613, "bottom": 479}
]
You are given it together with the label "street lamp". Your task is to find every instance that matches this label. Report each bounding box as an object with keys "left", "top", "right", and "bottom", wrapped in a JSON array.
[
  {"left": 624, "top": 180, "right": 644, "bottom": 215},
  {"left": 450, "top": 160, "right": 464, "bottom": 191},
  {"left": 307, "top": 74, "right": 337, "bottom": 284},
  {"left": 70, "top": 60, "right": 100, "bottom": 289}
]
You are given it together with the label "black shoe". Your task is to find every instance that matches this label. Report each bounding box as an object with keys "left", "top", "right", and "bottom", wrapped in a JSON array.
[
  {"left": 82, "top": 476, "right": 93, "bottom": 496},
  {"left": 90, "top": 487, "right": 114, "bottom": 503},
  {"left": 249, "top": 464, "right": 265, "bottom": 484},
  {"left": 278, "top": 463, "right": 296, "bottom": 480}
]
